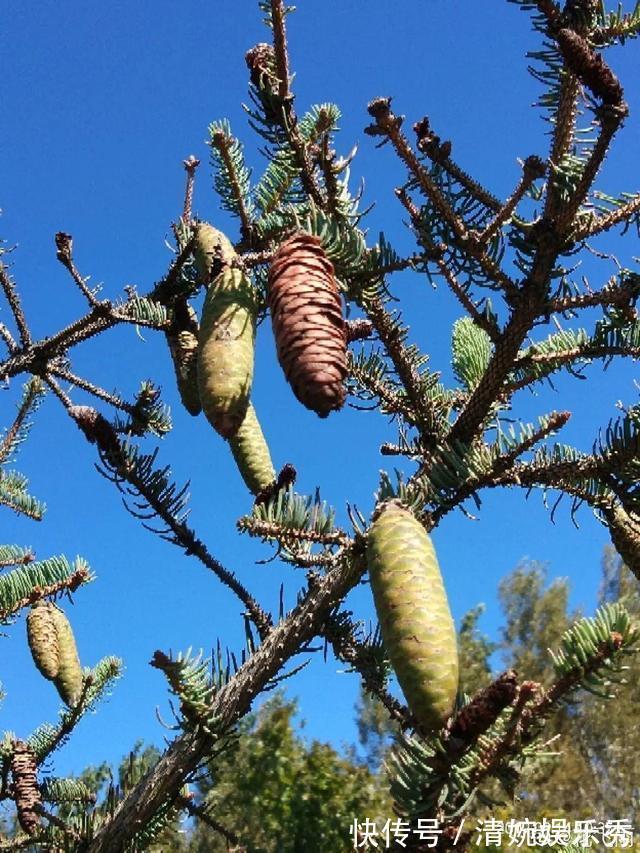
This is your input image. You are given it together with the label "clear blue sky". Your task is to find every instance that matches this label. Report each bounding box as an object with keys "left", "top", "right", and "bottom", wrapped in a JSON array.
[{"left": 2, "top": 1, "right": 638, "bottom": 779}]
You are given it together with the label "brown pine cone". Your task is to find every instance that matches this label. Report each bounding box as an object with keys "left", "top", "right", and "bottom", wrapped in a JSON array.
[
  {"left": 10, "top": 741, "right": 41, "bottom": 836},
  {"left": 268, "top": 233, "right": 347, "bottom": 417}
]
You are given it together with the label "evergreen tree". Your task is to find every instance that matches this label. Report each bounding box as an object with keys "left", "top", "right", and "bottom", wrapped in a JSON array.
[{"left": 1, "top": 0, "right": 640, "bottom": 848}]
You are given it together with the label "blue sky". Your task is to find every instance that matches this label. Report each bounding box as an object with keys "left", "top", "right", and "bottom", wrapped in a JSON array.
[{"left": 2, "top": 0, "right": 639, "bottom": 780}]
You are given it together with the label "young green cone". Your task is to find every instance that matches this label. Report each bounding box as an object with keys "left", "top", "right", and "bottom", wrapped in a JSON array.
[
  {"left": 165, "top": 299, "right": 201, "bottom": 416},
  {"left": 53, "top": 606, "right": 84, "bottom": 707},
  {"left": 26, "top": 601, "right": 60, "bottom": 680},
  {"left": 26, "top": 601, "right": 83, "bottom": 707},
  {"left": 366, "top": 501, "right": 458, "bottom": 732},
  {"left": 228, "top": 403, "right": 276, "bottom": 495},
  {"left": 194, "top": 223, "right": 256, "bottom": 439}
]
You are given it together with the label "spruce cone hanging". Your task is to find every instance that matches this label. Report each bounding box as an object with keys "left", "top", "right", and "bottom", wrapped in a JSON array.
[
  {"left": 165, "top": 298, "right": 201, "bottom": 417},
  {"left": 228, "top": 403, "right": 276, "bottom": 495},
  {"left": 366, "top": 501, "right": 459, "bottom": 733},
  {"left": 268, "top": 233, "right": 347, "bottom": 417},
  {"left": 26, "top": 601, "right": 83, "bottom": 707},
  {"left": 194, "top": 223, "right": 257, "bottom": 439},
  {"left": 10, "top": 740, "right": 42, "bottom": 836}
]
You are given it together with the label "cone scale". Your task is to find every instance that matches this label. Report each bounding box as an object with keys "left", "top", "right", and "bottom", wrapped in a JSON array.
[{"left": 366, "top": 501, "right": 459, "bottom": 732}]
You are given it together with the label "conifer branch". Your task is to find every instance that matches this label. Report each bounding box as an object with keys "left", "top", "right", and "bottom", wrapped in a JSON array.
[
  {"left": 545, "top": 272, "right": 640, "bottom": 314},
  {"left": 365, "top": 299, "right": 439, "bottom": 441},
  {"left": 181, "top": 155, "right": 200, "bottom": 223},
  {"left": 347, "top": 350, "right": 420, "bottom": 424},
  {"left": 67, "top": 406, "right": 274, "bottom": 640},
  {"left": 412, "top": 116, "right": 502, "bottom": 213},
  {"left": 0, "top": 559, "right": 91, "bottom": 623},
  {"left": 572, "top": 193, "right": 640, "bottom": 241},
  {"left": 85, "top": 548, "right": 367, "bottom": 852},
  {"left": 366, "top": 99, "right": 517, "bottom": 296},
  {"left": 177, "top": 794, "right": 243, "bottom": 848},
  {"left": 322, "top": 613, "right": 412, "bottom": 728},
  {"left": 48, "top": 365, "right": 135, "bottom": 416},
  {"left": 54, "top": 232, "right": 100, "bottom": 307},
  {"left": 0, "top": 261, "right": 31, "bottom": 346},
  {"left": 209, "top": 127, "right": 254, "bottom": 242},
  {"left": 435, "top": 258, "right": 501, "bottom": 343},
  {"left": 429, "top": 411, "right": 571, "bottom": 525},
  {"left": 237, "top": 516, "right": 350, "bottom": 547},
  {"left": 0, "top": 377, "right": 45, "bottom": 465},
  {"left": 0, "top": 322, "right": 18, "bottom": 354},
  {"left": 476, "top": 155, "right": 546, "bottom": 245},
  {"left": 270, "top": 0, "right": 291, "bottom": 102},
  {"left": 544, "top": 73, "right": 581, "bottom": 220}
]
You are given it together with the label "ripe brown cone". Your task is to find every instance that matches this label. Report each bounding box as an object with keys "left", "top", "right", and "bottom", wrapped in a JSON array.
[
  {"left": 268, "top": 233, "right": 347, "bottom": 417},
  {"left": 10, "top": 741, "right": 41, "bottom": 836}
]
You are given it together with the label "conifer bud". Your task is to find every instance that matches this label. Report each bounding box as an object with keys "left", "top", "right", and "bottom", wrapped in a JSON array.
[
  {"left": 26, "top": 601, "right": 83, "bottom": 707},
  {"left": 166, "top": 299, "right": 201, "bottom": 416},
  {"left": 228, "top": 403, "right": 276, "bottom": 495},
  {"left": 366, "top": 501, "right": 459, "bottom": 732},
  {"left": 194, "top": 223, "right": 257, "bottom": 439},
  {"left": 268, "top": 233, "right": 347, "bottom": 417},
  {"left": 10, "top": 741, "right": 41, "bottom": 836}
]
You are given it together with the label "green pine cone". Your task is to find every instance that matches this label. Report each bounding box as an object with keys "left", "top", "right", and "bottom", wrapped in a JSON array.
[
  {"left": 51, "top": 606, "right": 83, "bottom": 707},
  {"left": 228, "top": 403, "right": 276, "bottom": 494},
  {"left": 166, "top": 301, "right": 201, "bottom": 417},
  {"left": 197, "top": 267, "right": 257, "bottom": 438},
  {"left": 367, "top": 501, "right": 459, "bottom": 733},
  {"left": 193, "top": 222, "right": 236, "bottom": 284},
  {"left": 26, "top": 602, "right": 60, "bottom": 681}
]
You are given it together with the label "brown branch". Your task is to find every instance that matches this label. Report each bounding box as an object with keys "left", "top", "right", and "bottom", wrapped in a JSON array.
[
  {"left": 435, "top": 258, "right": 501, "bottom": 344},
  {"left": 0, "top": 262, "right": 31, "bottom": 346},
  {"left": 413, "top": 116, "right": 501, "bottom": 213},
  {"left": 429, "top": 411, "right": 572, "bottom": 526},
  {"left": 182, "top": 156, "right": 200, "bottom": 223},
  {"left": 0, "top": 567, "right": 90, "bottom": 623},
  {"left": 86, "top": 549, "right": 366, "bottom": 852},
  {"left": 237, "top": 516, "right": 351, "bottom": 547},
  {"left": 55, "top": 232, "right": 100, "bottom": 306},
  {"left": 572, "top": 193, "right": 640, "bottom": 242},
  {"left": 365, "top": 299, "right": 441, "bottom": 443},
  {"left": 209, "top": 130, "right": 254, "bottom": 242},
  {"left": 366, "top": 99, "right": 517, "bottom": 296},
  {"left": 476, "top": 156, "right": 546, "bottom": 245},
  {"left": 0, "top": 322, "right": 18, "bottom": 354},
  {"left": 178, "top": 794, "right": 244, "bottom": 848},
  {"left": 48, "top": 365, "right": 134, "bottom": 415},
  {"left": 545, "top": 272, "right": 640, "bottom": 314},
  {"left": 270, "top": 0, "right": 291, "bottom": 101},
  {"left": 322, "top": 613, "right": 413, "bottom": 729},
  {"left": 67, "top": 406, "right": 274, "bottom": 641},
  {"left": 347, "top": 351, "right": 420, "bottom": 425}
]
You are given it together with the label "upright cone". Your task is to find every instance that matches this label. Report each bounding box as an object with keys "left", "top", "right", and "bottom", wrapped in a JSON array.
[
  {"left": 366, "top": 501, "right": 458, "bottom": 733},
  {"left": 268, "top": 233, "right": 347, "bottom": 417}
]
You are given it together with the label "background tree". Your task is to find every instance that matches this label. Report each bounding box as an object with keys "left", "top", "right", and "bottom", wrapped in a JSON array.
[{"left": 1, "top": 0, "right": 640, "bottom": 849}]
